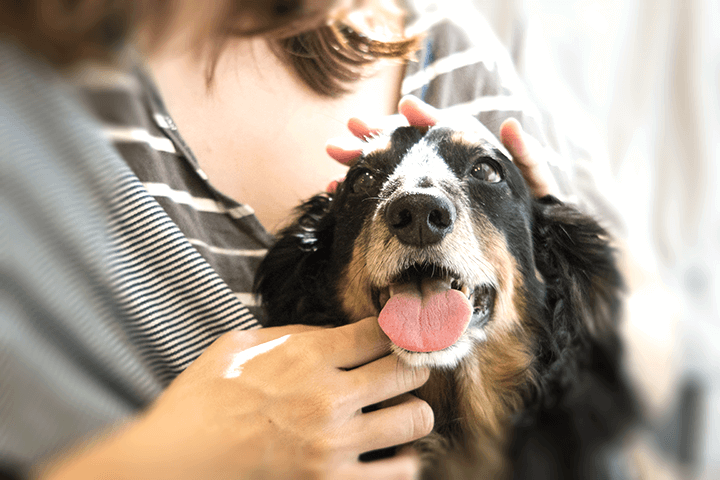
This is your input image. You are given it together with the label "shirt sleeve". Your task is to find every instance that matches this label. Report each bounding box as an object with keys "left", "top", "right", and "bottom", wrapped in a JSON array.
[{"left": 0, "top": 42, "right": 162, "bottom": 476}]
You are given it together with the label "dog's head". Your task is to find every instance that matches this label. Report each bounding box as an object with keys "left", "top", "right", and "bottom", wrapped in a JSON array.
[{"left": 256, "top": 126, "right": 623, "bottom": 374}]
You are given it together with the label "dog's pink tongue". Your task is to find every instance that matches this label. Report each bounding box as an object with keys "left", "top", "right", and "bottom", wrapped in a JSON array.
[{"left": 378, "top": 278, "right": 473, "bottom": 352}]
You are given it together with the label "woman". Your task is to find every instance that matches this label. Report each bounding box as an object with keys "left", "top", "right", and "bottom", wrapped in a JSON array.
[{"left": 0, "top": 1, "right": 562, "bottom": 478}]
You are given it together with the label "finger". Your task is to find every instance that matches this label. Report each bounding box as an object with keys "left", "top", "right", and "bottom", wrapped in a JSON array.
[
  {"left": 348, "top": 117, "right": 380, "bottom": 139},
  {"left": 347, "top": 115, "right": 408, "bottom": 139},
  {"left": 325, "top": 111, "right": 411, "bottom": 166},
  {"left": 336, "top": 450, "right": 421, "bottom": 480},
  {"left": 346, "top": 355, "right": 430, "bottom": 408},
  {"left": 500, "top": 118, "right": 559, "bottom": 198},
  {"left": 326, "top": 136, "right": 365, "bottom": 165},
  {"left": 318, "top": 317, "right": 394, "bottom": 369},
  {"left": 351, "top": 394, "right": 434, "bottom": 453},
  {"left": 398, "top": 95, "right": 440, "bottom": 127}
]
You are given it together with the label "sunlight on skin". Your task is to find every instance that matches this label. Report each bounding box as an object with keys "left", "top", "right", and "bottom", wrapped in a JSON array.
[{"left": 224, "top": 334, "right": 291, "bottom": 379}]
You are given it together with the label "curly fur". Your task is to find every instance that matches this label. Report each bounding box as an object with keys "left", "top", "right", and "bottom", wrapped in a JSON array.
[{"left": 255, "top": 126, "right": 636, "bottom": 479}]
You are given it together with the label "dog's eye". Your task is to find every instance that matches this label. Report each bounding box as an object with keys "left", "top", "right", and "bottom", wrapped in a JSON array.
[
  {"left": 352, "top": 171, "right": 377, "bottom": 195},
  {"left": 471, "top": 161, "right": 502, "bottom": 183}
]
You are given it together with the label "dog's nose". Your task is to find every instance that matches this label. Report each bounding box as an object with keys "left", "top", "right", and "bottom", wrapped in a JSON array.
[{"left": 385, "top": 192, "right": 456, "bottom": 246}]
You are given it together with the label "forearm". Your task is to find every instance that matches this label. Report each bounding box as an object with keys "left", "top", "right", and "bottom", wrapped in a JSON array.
[
  {"left": 35, "top": 414, "right": 254, "bottom": 480},
  {"left": 35, "top": 420, "right": 141, "bottom": 480},
  {"left": 33, "top": 415, "right": 189, "bottom": 480}
]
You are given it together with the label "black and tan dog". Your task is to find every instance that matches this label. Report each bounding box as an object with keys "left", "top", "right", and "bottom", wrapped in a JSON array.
[{"left": 255, "top": 126, "right": 635, "bottom": 479}]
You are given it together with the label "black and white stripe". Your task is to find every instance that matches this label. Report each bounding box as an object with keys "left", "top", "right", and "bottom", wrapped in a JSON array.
[
  {"left": 107, "top": 171, "right": 260, "bottom": 383},
  {"left": 76, "top": 66, "right": 278, "bottom": 384}
]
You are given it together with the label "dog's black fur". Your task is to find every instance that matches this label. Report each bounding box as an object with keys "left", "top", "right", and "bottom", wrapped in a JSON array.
[{"left": 255, "top": 126, "right": 636, "bottom": 479}]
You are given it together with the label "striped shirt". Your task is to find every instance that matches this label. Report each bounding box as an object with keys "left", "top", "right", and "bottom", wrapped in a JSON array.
[
  {"left": 1, "top": 1, "right": 614, "bottom": 475},
  {"left": 78, "top": 65, "right": 271, "bottom": 383}
]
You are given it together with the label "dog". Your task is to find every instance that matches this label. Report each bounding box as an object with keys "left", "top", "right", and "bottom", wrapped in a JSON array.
[{"left": 254, "top": 125, "right": 636, "bottom": 479}]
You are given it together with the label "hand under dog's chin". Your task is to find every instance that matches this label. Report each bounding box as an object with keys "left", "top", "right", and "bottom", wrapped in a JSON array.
[{"left": 389, "top": 327, "right": 487, "bottom": 369}]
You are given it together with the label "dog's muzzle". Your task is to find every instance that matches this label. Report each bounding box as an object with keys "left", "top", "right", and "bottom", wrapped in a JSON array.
[{"left": 372, "top": 189, "right": 492, "bottom": 355}]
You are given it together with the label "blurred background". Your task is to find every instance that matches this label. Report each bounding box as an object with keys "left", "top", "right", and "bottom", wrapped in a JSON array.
[{"left": 472, "top": 0, "right": 718, "bottom": 477}]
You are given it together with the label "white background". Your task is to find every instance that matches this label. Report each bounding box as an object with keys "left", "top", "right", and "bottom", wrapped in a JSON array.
[{"left": 474, "top": 0, "right": 719, "bottom": 476}]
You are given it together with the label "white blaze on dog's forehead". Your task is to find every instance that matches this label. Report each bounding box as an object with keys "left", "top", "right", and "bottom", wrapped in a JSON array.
[{"left": 390, "top": 137, "right": 456, "bottom": 186}]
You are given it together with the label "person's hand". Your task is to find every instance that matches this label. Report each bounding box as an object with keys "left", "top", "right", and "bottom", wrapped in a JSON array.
[
  {"left": 40, "top": 319, "right": 433, "bottom": 480},
  {"left": 326, "top": 95, "right": 559, "bottom": 198}
]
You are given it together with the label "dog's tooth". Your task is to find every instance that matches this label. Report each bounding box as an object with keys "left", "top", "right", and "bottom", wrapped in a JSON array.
[{"left": 460, "top": 285, "right": 470, "bottom": 297}]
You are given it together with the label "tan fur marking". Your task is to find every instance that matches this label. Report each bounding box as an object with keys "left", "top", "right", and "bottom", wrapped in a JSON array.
[
  {"left": 450, "top": 129, "right": 508, "bottom": 155},
  {"left": 337, "top": 239, "right": 377, "bottom": 321},
  {"left": 414, "top": 325, "right": 536, "bottom": 478},
  {"left": 471, "top": 215, "right": 522, "bottom": 335},
  {"left": 461, "top": 328, "right": 535, "bottom": 431},
  {"left": 450, "top": 131, "right": 479, "bottom": 146},
  {"left": 464, "top": 216, "right": 536, "bottom": 429},
  {"left": 448, "top": 327, "right": 535, "bottom": 478}
]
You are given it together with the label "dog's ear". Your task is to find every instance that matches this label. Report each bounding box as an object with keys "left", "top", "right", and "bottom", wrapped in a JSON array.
[
  {"left": 254, "top": 194, "right": 337, "bottom": 327},
  {"left": 518, "top": 197, "right": 636, "bottom": 470},
  {"left": 531, "top": 196, "right": 624, "bottom": 351}
]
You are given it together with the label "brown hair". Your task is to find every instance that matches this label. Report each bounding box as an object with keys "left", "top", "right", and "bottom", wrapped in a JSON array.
[
  {"left": 272, "top": 22, "right": 418, "bottom": 97},
  {"left": 0, "top": 0, "right": 418, "bottom": 96},
  {"left": 206, "top": 1, "right": 420, "bottom": 96},
  {"left": 0, "top": 0, "right": 145, "bottom": 65}
]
